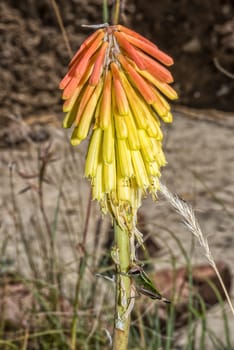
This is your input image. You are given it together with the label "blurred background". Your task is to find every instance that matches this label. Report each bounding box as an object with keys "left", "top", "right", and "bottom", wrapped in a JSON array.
[{"left": 0, "top": 1, "right": 234, "bottom": 349}]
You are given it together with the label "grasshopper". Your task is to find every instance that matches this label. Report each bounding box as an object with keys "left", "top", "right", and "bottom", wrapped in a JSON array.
[
  {"left": 127, "top": 264, "right": 170, "bottom": 304},
  {"left": 111, "top": 246, "right": 170, "bottom": 304}
]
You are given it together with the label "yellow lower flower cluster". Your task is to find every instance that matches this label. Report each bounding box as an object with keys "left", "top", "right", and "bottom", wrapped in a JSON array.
[{"left": 84, "top": 74, "right": 166, "bottom": 228}]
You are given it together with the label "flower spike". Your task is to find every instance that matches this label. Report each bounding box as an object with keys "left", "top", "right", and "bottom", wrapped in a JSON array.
[{"left": 59, "top": 24, "right": 178, "bottom": 231}]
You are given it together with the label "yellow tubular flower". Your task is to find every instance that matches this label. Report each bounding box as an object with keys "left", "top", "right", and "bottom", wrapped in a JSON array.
[
  {"left": 145, "top": 161, "right": 160, "bottom": 177},
  {"left": 92, "top": 163, "right": 103, "bottom": 201},
  {"left": 85, "top": 128, "right": 102, "bottom": 178},
  {"left": 59, "top": 24, "right": 178, "bottom": 232},
  {"left": 74, "top": 80, "right": 103, "bottom": 140},
  {"left": 63, "top": 102, "right": 79, "bottom": 129},
  {"left": 131, "top": 150, "right": 149, "bottom": 190},
  {"left": 138, "top": 69, "right": 178, "bottom": 100},
  {"left": 114, "top": 114, "right": 128, "bottom": 139},
  {"left": 117, "top": 175, "right": 131, "bottom": 203},
  {"left": 117, "top": 139, "right": 133, "bottom": 178},
  {"left": 124, "top": 110, "right": 140, "bottom": 150},
  {"left": 138, "top": 129, "right": 155, "bottom": 162},
  {"left": 103, "top": 160, "right": 116, "bottom": 193},
  {"left": 112, "top": 84, "right": 128, "bottom": 139},
  {"left": 119, "top": 72, "right": 148, "bottom": 129},
  {"left": 99, "top": 70, "right": 112, "bottom": 129},
  {"left": 103, "top": 115, "right": 114, "bottom": 163},
  {"left": 146, "top": 114, "right": 163, "bottom": 139}
]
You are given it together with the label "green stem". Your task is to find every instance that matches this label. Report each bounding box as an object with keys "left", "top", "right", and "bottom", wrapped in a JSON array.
[
  {"left": 113, "top": 221, "right": 131, "bottom": 350},
  {"left": 102, "top": 0, "right": 109, "bottom": 23},
  {"left": 112, "top": 0, "right": 121, "bottom": 25}
]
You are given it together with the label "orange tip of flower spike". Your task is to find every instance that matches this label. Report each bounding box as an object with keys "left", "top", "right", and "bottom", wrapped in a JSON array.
[
  {"left": 59, "top": 66, "right": 75, "bottom": 90},
  {"left": 114, "top": 31, "right": 146, "bottom": 70},
  {"left": 117, "top": 54, "right": 156, "bottom": 104},
  {"left": 117, "top": 30, "right": 173, "bottom": 66},
  {"left": 137, "top": 69, "right": 178, "bottom": 100},
  {"left": 69, "top": 29, "right": 104, "bottom": 67},
  {"left": 136, "top": 49, "right": 173, "bottom": 83},
  {"left": 75, "top": 84, "right": 96, "bottom": 124},
  {"left": 117, "top": 25, "right": 160, "bottom": 50},
  {"left": 89, "top": 41, "right": 109, "bottom": 86},
  {"left": 70, "top": 30, "right": 105, "bottom": 71}
]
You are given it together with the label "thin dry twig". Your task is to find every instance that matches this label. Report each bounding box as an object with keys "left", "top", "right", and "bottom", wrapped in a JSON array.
[
  {"left": 50, "top": 0, "right": 73, "bottom": 58},
  {"left": 159, "top": 181, "right": 234, "bottom": 316},
  {"left": 213, "top": 57, "right": 234, "bottom": 79}
]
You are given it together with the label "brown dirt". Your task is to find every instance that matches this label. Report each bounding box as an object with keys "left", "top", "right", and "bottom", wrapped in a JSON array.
[
  {"left": 0, "top": 0, "right": 233, "bottom": 129},
  {"left": 133, "top": 0, "right": 234, "bottom": 109}
]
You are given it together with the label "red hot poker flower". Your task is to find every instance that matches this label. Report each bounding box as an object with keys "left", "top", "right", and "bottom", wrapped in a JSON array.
[{"left": 59, "top": 24, "right": 178, "bottom": 231}]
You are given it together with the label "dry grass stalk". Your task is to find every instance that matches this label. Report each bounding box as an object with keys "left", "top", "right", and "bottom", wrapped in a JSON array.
[
  {"left": 50, "top": 0, "right": 73, "bottom": 58},
  {"left": 159, "top": 181, "right": 234, "bottom": 316}
]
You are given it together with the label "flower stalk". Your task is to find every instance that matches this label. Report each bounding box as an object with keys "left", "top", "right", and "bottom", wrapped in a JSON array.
[
  {"left": 113, "top": 221, "right": 131, "bottom": 350},
  {"left": 102, "top": 0, "right": 109, "bottom": 23}
]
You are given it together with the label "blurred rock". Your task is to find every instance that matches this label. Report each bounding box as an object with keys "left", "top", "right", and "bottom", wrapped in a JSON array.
[
  {"left": 182, "top": 37, "right": 202, "bottom": 53},
  {"left": 155, "top": 261, "right": 231, "bottom": 305},
  {"left": 0, "top": 119, "right": 51, "bottom": 148}
]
